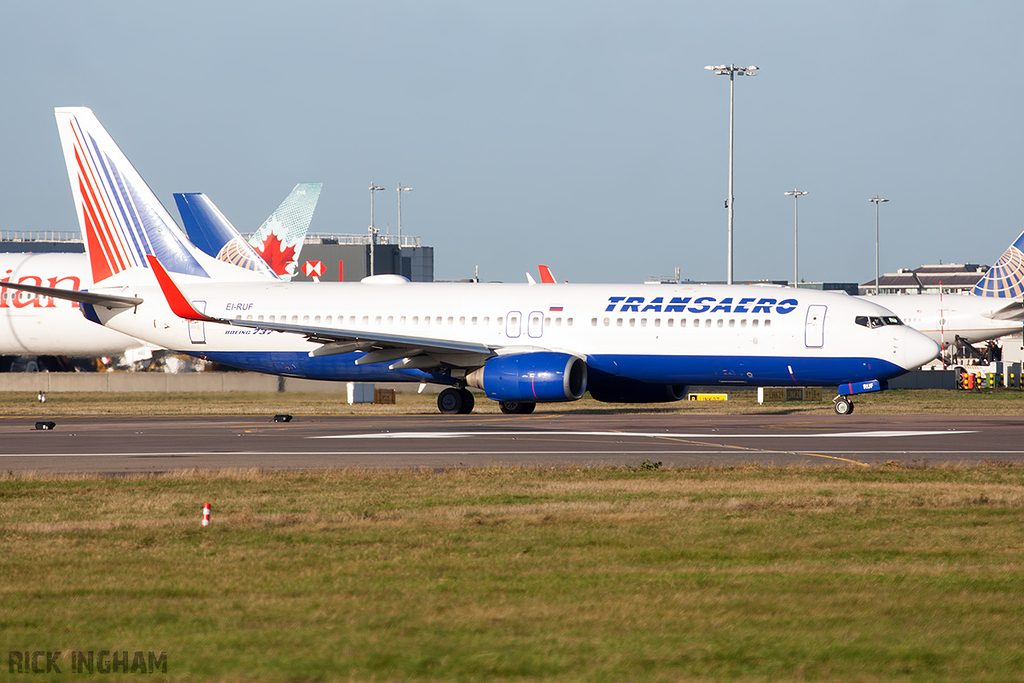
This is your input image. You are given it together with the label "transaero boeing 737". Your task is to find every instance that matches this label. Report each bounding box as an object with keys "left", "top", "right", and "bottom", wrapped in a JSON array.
[{"left": 1, "top": 108, "right": 940, "bottom": 415}]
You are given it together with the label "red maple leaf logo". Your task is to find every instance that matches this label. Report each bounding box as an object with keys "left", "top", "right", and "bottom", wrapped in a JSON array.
[{"left": 253, "top": 233, "right": 297, "bottom": 276}]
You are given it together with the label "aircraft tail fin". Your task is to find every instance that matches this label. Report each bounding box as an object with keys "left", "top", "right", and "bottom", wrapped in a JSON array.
[
  {"left": 248, "top": 182, "right": 322, "bottom": 281},
  {"left": 973, "top": 229, "right": 1024, "bottom": 297},
  {"left": 175, "top": 193, "right": 278, "bottom": 278},
  {"left": 54, "top": 107, "right": 213, "bottom": 286}
]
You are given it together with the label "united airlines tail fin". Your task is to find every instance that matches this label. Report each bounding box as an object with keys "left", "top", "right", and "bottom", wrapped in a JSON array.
[
  {"left": 973, "top": 229, "right": 1024, "bottom": 297},
  {"left": 54, "top": 107, "right": 269, "bottom": 286},
  {"left": 175, "top": 193, "right": 278, "bottom": 278},
  {"left": 247, "top": 183, "right": 321, "bottom": 281}
]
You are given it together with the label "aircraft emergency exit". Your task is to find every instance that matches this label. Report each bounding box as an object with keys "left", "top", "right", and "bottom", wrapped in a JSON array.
[{"left": 2, "top": 108, "right": 940, "bottom": 415}]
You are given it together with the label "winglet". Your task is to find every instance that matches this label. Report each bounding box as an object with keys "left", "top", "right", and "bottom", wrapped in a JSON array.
[
  {"left": 538, "top": 265, "right": 556, "bottom": 284},
  {"left": 146, "top": 254, "right": 214, "bottom": 321}
]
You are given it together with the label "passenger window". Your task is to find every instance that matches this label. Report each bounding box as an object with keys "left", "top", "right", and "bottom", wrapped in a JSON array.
[
  {"left": 591, "top": 318, "right": 598, "bottom": 327},
  {"left": 667, "top": 319, "right": 674, "bottom": 327},
  {"left": 616, "top": 318, "right": 623, "bottom": 327},
  {"left": 459, "top": 316, "right": 465, "bottom": 325},
  {"left": 313, "top": 315, "right": 320, "bottom": 324},
  {"left": 764, "top": 319, "right": 771, "bottom": 328},
  {"left": 567, "top": 318, "right": 573, "bottom": 326},
  {"left": 604, "top": 318, "right": 610, "bottom": 326},
  {"left": 752, "top": 319, "right": 759, "bottom": 328},
  {"left": 387, "top": 316, "right": 393, "bottom": 324},
  {"left": 740, "top": 319, "right": 747, "bottom": 328},
  {"left": 629, "top": 318, "right": 636, "bottom": 327},
  {"left": 717, "top": 319, "right": 723, "bottom": 328},
  {"left": 654, "top": 319, "right": 661, "bottom": 328},
  {"left": 640, "top": 318, "right": 647, "bottom": 327},
  {"left": 471, "top": 316, "right": 478, "bottom": 325},
  {"left": 269, "top": 315, "right": 276, "bottom": 322},
  {"left": 728, "top": 319, "right": 735, "bottom": 328},
  {"left": 705, "top": 319, "right": 712, "bottom": 327}
]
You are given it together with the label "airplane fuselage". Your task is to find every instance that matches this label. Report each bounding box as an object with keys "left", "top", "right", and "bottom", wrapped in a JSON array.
[{"left": 88, "top": 279, "right": 939, "bottom": 388}]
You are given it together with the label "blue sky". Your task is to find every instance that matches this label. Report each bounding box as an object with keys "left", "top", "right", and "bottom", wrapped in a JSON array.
[{"left": 1, "top": 1, "right": 1020, "bottom": 284}]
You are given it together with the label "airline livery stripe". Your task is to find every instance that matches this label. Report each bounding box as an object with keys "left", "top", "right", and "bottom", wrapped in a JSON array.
[
  {"left": 79, "top": 129, "right": 139, "bottom": 270},
  {"left": 75, "top": 148, "right": 124, "bottom": 277},
  {"left": 71, "top": 126, "right": 129, "bottom": 276}
]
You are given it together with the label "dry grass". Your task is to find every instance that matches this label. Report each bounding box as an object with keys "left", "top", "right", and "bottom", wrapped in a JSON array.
[{"left": 2, "top": 465, "right": 1024, "bottom": 680}]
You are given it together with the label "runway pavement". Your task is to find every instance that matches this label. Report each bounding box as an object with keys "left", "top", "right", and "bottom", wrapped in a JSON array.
[{"left": 2, "top": 412, "right": 1023, "bottom": 474}]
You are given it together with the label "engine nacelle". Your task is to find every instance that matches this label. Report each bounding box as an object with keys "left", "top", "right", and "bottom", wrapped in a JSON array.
[
  {"left": 467, "top": 352, "right": 588, "bottom": 402},
  {"left": 588, "top": 377, "right": 687, "bottom": 403}
]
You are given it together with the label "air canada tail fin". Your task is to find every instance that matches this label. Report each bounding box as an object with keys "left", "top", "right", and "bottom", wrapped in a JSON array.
[
  {"left": 175, "top": 193, "right": 278, "bottom": 278},
  {"left": 974, "top": 229, "right": 1024, "bottom": 297},
  {"left": 248, "top": 182, "right": 321, "bottom": 281}
]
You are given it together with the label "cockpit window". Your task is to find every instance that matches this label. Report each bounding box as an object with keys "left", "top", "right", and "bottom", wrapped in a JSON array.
[{"left": 856, "top": 315, "right": 904, "bottom": 329}]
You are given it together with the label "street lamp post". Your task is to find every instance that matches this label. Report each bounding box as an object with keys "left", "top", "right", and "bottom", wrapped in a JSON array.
[
  {"left": 397, "top": 184, "right": 413, "bottom": 248},
  {"left": 784, "top": 189, "right": 807, "bottom": 288},
  {"left": 705, "top": 63, "right": 758, "bottom": 285},
  {"left": 368, "top": 183, "right": 385, "bottom": 275},
  {"left": 869, "top": 196, "right": 889, "bottom": 295}
]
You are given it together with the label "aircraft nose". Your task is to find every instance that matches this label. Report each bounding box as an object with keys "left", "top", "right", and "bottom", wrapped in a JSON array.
[{"left": 899, "top": 326, "right": 941, "bottom": 370}]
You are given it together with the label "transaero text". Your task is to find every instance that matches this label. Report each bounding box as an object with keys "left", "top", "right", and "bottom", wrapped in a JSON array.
[{"left": 605, "top": 296, "right": 799, "bottom": 314}]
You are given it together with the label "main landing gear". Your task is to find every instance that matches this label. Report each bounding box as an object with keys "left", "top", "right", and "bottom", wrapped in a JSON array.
[
  {"left": 437, "top": 387, "right": 475, "bottom": 415},
  {"left": 498, "top": 400, "right": 536, "bottom": 415},
  {"left": 435, "top": 388, "right": 538, "bottom": 415}
]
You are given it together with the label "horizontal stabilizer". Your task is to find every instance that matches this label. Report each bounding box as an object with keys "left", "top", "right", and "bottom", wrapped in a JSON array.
[
  {"left": 0, "top": 280, "right": 142, "bottom": 309},
  {"left": 985, "top": 300, "right": 1024, "bottom": 321}
]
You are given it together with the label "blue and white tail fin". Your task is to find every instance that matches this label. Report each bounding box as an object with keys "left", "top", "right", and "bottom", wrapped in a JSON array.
[
  {"left": 54, "top": 107, "right": 270, "bottom": 286},
  {"left": 248, "top": 183, "right": 321, "bottom": 281},
  {"left": 175, "top": 193, "right": 278, "bottom": 278},
  {"left": 974, "top": 229, "right": 1024, "bottom": 297}
]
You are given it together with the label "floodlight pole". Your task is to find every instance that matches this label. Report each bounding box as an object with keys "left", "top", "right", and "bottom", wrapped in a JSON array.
[
  {"left": 869, "top": 196, "right": 889, "bottom": 295},
  {"left": 397, "top": 184, "right": 413, "bottom": 249},
  {"left": 705, "top": 63, "right": 758, "bottom": 284},
  {"left": 784, "top": 189, "right": 807, "bottom": 287},
  {"left": 369, "top": 183, "right": 385, "bottom": 275}
]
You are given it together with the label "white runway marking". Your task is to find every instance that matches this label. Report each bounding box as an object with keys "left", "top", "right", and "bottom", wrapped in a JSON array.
[{"left": 311, "top": 429, "right": 972, "bottom": 440}]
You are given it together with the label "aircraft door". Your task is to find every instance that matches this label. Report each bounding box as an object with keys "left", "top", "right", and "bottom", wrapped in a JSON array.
[
  {"left": 189, "top": 300, "right": 207, "bottom": 344},
  {"left": 804, "top": 304, "right": 826, "bottom": 348},
  {"left": 506, "top": 311, "right": 522, "bottom": 338},
  {"left": 528, "top": 311, "right": 544, "bottom": 338}
]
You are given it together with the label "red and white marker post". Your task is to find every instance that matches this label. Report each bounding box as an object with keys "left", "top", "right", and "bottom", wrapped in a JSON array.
[{"left": 202, "top": 503, "right": 211, "bottom": 527}]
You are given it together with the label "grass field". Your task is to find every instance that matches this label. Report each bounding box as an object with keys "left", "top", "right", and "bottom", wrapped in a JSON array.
[
  {"left": 3, "top": 465, "right": 1024, "bottom": 681},
  {"left": 1, "top": 386, "right": 1024, "bottom": 416}
]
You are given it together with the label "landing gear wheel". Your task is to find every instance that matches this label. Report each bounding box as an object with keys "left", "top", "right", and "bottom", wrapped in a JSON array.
[
  {"left": 437, "top": 388, "right": 464, "bottom": 415},
  {"left": 833, "top": 397, "right": 854, "bottom": 415},
  {"left": 499, "top": 400, "right": 536, "bottom": 415},
  {"left": 457, "top": 388, "right": 475, "bottom": 414}
]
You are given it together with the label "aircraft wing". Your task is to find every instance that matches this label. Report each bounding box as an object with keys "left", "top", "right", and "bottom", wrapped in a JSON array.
[
  {"left": 146, "top": 255, "right": 495, "bottom": 367},
  {"left": 0, "top": 280, "right": 142, "bottom": 309}
]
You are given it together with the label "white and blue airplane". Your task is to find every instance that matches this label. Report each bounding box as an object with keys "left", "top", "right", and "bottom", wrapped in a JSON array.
[{"left": 2, "top": 107, "right": 940, "bottom": 415}]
